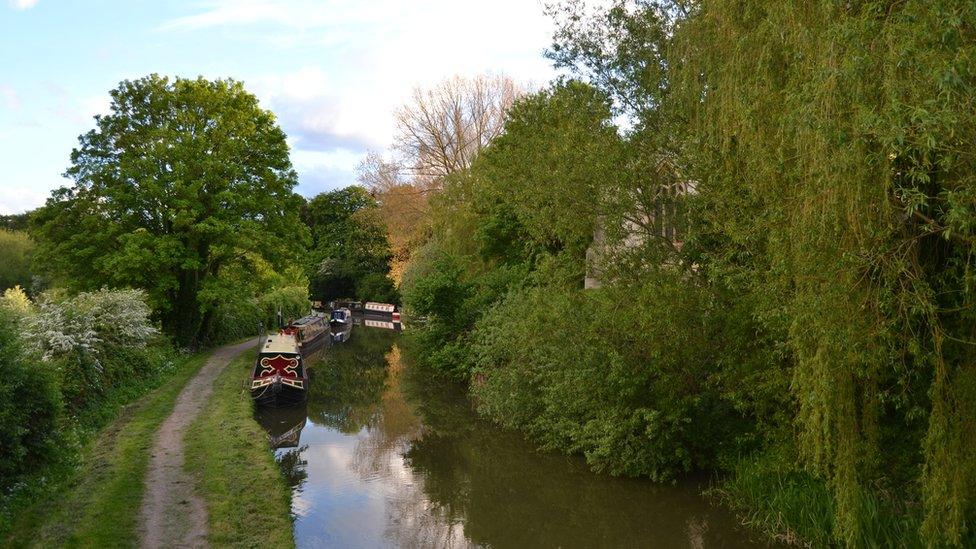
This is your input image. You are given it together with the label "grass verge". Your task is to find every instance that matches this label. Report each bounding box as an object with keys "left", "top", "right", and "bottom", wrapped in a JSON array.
[
  {"left": 184, "top": 352, "right": 294, "bottom": 548},
  {"left": 3, "top": 351, "right": 210, "bottom": 548},
  {"left": 707, "top": 449, "right": 925, "bottom": 547}
]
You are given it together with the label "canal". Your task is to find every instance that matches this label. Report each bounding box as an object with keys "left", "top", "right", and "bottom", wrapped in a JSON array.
[{"left": 255, "top": 323, "right": 775, "bottom": 548}]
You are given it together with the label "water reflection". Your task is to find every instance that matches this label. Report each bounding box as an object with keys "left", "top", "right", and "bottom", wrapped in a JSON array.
[
  {"left": 257, "top": 326, "right": 775, "bottom": 548},
  {"left": 255, "top": 405, "right": 307, "bottom": 449}
]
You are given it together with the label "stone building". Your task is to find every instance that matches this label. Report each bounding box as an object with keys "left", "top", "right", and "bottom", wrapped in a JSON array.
[{"left": 585, "top": 169, "right": 693, "bottom": 289}]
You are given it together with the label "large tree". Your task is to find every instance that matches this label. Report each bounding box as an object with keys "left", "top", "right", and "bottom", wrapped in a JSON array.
[
  {"left": 356, "top": 151, "right": 428, "bottom": 283},
  {"left": 394, "top": 74, "right": 521, "bottom": 191},
  {"left": 302, "top": 186, "right": 396, "bottom": 304},
  {"left": 32, "top": 75, "right": 305, "bottom": 346}
]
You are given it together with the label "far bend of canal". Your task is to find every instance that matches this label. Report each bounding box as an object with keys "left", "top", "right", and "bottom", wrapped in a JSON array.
[{"left": 255, "top": 323, "right": 777, "bottom": 548}]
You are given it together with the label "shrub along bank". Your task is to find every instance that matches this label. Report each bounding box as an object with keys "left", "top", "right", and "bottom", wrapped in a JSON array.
[
  {"left": 0, "top": 287, "right": 189, "bottom": 536},
  {"left": 210, "top": 284, "right": 310, "bottom": 344},
  {"left": 3, "top": 352, "right": 209, "bottom": 547},
  {"left": 399, "top": 2, "right": 976, "bottom": 540}
]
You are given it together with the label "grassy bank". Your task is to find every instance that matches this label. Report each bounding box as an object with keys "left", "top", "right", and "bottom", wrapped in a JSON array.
[
  {"left": 708, "top": 450, "right": 927, "bottom": 547},
  {"left": 184, "top": 352, "right": 294, "bottom": 548},
  {"left": 3, "top": 350, "right": 210, "bottom": 547}
]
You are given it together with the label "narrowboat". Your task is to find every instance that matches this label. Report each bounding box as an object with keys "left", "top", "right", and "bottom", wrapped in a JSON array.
[
  {"left": 283, "top": 312, "right": 329, "bottom": 352},
  {"left": 364, "top": 301, "right": 396, "bottom": 314},
  {"left": 251, "top": 333, "right": 308, "bottom": 407},
  {"left": 330, "top": 307, "right": 352, "bottom": 325}
]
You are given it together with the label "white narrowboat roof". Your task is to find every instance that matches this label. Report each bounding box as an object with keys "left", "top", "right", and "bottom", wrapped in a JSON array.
[
  {"left": 262, "top": 333, "right": 299, "bottom": 354},
  {"left": 364, "top": 302, "right": 396, "bottom": 312},
  {"left": 291, "top": 313, "right": 326, "bottom": 327}
]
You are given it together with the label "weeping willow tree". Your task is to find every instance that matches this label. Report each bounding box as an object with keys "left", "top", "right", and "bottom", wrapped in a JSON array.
[{"left": 666, "top": 0, "right": 976, "bottom": 544}]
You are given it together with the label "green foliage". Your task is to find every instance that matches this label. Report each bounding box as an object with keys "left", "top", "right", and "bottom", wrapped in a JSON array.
[
  {"left": 0, "top": 308, "right": 61, "bottom": 485},
  {"left": 659, "top": 1, "right": 976, "bottom": 544},
  {"left": 0, "top": 230, "right": 33, "bottom": 292},
  {"left": 0, "top": 212, "right": 30, "bottom": 232},
  {"left": 471, "top": 80, "right": 620, "bottom": 268},
  {"left": 403, "top": 80, "right": 621, "bottom": 382},
  {"left": 543, "top": 0, "right": 976, "bottom": 544},
  {"left": 711, "top": 447, "right": 928, "bottom": 548},
  {"left": 210, "top": 285, "right": 309, "bottom": 344},
  {"left": 3, "top": 351, "right": 209, "bottom": 546},
  {"left": 303, "top": 186, "right": 397, "bottom": 303},
  {"left": 0, "top": 286, "right": 32, "bottom": 318},
  {"left": 0, "top": 287, "right": 189, "bottom": 530},
  {"left": 470, "top": 273, "right": 763, "bottom": 481},
  {"left": 356, "top": 272, "right": 400, "bottom": 304},
  {"left": 20, "top": 289, "right": 161, "bottom": 412},
  {"left": 31, "top": 74, "right": 306, "bottom": 347}
]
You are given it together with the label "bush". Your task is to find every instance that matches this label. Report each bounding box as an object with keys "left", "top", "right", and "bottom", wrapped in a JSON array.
[
  {"left": 469, "top": 272, "right": 758, "bottom": 481},
  {"left": 0, "top": 286, "right": 33, "bottom": 319},
  {"left": 0, "top": 308, "right": 61, "bottom": 485},
  {"left": 24, "top": 289, "right": 157, "bottom": 362},
  {"left": 403, "top": 246, "right": 531, "bottom": 381},
  {"left": 17, "top": 288, "right": 162, "bottom": 413},
  {"left": 210, "top": 285, "right": 309, "bottom": 344}
]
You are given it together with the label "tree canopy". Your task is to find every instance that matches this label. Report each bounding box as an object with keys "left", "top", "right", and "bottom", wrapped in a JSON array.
[
  {"left": 31, "top": 74, "right": 306, "bottom": 346},
  {"left": 0, "top": 230, "right": 33, "bottom": 293},
  {"left": 548, "top": 0, "right": 976, "bottom": 544},
  {"left": 302, "top": 186, "right": 398, "bottom": 304}
]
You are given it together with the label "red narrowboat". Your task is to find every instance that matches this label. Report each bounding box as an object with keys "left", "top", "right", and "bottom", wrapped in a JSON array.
[{"left": 250, "top": 333, "right": 308, "bottom": 407}]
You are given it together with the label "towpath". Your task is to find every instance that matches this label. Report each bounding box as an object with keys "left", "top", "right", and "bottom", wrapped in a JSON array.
[{"left": 137, "top": 339, "right": 256, "bottom": 549}]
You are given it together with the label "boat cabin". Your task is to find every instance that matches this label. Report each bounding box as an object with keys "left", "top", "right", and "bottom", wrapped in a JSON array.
[
  {"left": 330, "top": 307, "right": 352, "bottom": 324},
  {"left": 251, "top": 333, "right": 307, "bottom": 406},
  {"left": 285, "top": 313, "right": 328, "bottom": 349}
]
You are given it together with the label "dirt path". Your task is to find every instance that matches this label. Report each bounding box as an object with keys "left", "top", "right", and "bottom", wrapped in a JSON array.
[{"left": 137, "top": 339, "right": 257, "bottom": 549}]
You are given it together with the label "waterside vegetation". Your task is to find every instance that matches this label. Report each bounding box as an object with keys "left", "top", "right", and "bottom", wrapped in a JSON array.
[
  {"left": 375, "top": 2, "right": 976, "bottom": 546},
  {"left": 1, "top": 2, "right": 974, "bottom": 546}
]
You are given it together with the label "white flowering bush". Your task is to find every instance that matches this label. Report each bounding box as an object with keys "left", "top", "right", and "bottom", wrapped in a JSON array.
[
  {"left": 19, "top": 289, "right": 162, "bottom": 408},
  {"left": 24, "top": 288, "right": 158, "bottom": 362}
]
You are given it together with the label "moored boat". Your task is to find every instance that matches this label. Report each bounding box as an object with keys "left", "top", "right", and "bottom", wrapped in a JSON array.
[
  {"left": 330, "top": 307, "right": 352, "bottom": 325},
  {"left": 364, "top": 301, "right": 396, "bottom": 314},
  {"left": 251, "top": 333, "right": 308, "bottom": 407},
  {"left": 283, "top": 312, "right": 329, "bottom": 353}
]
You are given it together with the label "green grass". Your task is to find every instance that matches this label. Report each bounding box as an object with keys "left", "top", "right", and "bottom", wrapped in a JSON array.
[
  {"left": 184, "top": 352, "right": 294, "bottom": 548},
  {"left": 3, "top": 351, "right": 210, "bottom": 548},
  {"left": 708, "top": 449, "right": 925, "bottom": 547}
]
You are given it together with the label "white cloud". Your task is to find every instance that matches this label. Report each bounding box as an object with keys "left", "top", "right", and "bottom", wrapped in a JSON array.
[
  {"left": 81, "top": 94, "right": 112, "bottom": 119},
  {"left": 0, "top": 85, "right": 19, "bottom": 110},
  {"left": 8, "top": 0, "right": 38, "bottom": 10},
  {"left": 224, "top": 1, "right": 556, "bottom": 152},
  {"left": 0, "top": 183, "right": 52, "bottom": 215},
  {"left": 250, "top": 66, "right": 378, "bottom": 156},
  {"left": 159, "top": 0, "right": 392, "bottom": 32},
  {"left": 182, "top": 1, "right": 559, "bottom": 196}
]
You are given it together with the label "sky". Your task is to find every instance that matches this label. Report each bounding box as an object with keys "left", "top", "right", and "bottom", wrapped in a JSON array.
[{"left": 0, "top": 0, "right": 559, "bottom": 214}]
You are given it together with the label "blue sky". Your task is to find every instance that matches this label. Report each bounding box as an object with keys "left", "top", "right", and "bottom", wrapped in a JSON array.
[{"left": 0, "top": 0, "right": 558, "bottom": 214}]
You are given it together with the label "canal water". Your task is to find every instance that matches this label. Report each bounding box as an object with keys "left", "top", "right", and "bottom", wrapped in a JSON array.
[{"left": 255, "top": 324, "right": 774, "bottom": 548}]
